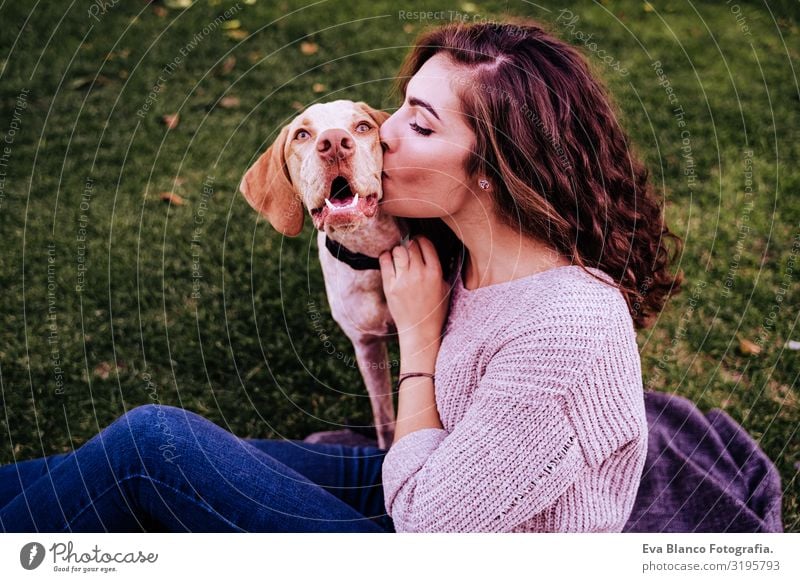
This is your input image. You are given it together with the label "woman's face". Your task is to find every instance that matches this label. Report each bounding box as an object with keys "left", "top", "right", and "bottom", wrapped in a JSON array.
[{"left": 379, "top": 53, "right": 477, "bottom": 218}]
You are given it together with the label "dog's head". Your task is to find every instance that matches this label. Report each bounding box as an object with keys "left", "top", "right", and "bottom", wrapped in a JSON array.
[{"left": 239, "top": 100, "right": 390, "bottom": 236}]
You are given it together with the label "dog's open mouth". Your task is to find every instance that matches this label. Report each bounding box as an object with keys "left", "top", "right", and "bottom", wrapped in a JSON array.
[{"left": 310, "top": 176, "right": 379, "bottom": 230}]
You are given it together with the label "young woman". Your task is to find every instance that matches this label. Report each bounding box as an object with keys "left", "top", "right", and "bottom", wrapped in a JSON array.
[
  {"left": 374, "top": 18, "right": 682, "bottom": 533},
  {"left": 0, "top": 18, "right": 682, "bottom": 533}
]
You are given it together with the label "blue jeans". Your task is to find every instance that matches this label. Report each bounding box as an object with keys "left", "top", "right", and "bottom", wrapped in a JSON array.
[{"left": 0, "top": 404, "right": 395, "bottom": 532}]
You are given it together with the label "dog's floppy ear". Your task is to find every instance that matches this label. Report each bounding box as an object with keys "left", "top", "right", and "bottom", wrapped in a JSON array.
[
  {"left": 355, "top": 101, "right": 391, "bottom": 126},
  {"left": 239, "top": 124, "right": 304, "bottom": 237}
]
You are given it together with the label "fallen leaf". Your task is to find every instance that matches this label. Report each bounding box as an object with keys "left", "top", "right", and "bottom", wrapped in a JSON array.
[
  {"left": 70, "top": 75, "right": 111, "bottom": 90},
  {"left": 291, "top": 101, "right": 305, "bottom": 111},
  {"left": 152, "top": 5, "right": 168, "bottom": 17},
  {"left": 162, "top": 113, "right": 180, "bottom": 129},
  {"left": 219, "top": 95, "right": 240, "bottom": 108},
  {"left": 403, "top": 23, "right": 415, "bottom": 34},
  {"left": 93, "top": 362, "right": 114, "bottom": 380},
  {"left": 222, "top": 19, "right": 241, "bottom": 30},
  {"left": 643, "top": 1, "right": 655, "bottom": 12},
  {"left": 312, "top": 82, "right": 325, "bottom": 93},
  {"left": 247, "top": 50, "right": 263, "bottom": 63},
  {"left": 216, "top": 55, "right": 236, "bottom": 75},
  {"left": 225, "top": 29, "right": 248, "bottom": 40},
  {"left": 738, "top": 336, "right": 762, "bottom": 356},
  {"left": 160, "top": 191, "right": 185, "bottom": 205},
  {"left": 719, "top": 366, "right": 744, "bottom": 384},
  {"left": 461, "top": 2, "right": 477, "bottom": 12},
  {"left": 164, "top": 0, "right": 193, "bottom": 8},
  {"left": 300, "top": 41, "right": 319, "bottom": 55},
  {"left": 245, "top": 363, "right": 263, "bottom": 382}
]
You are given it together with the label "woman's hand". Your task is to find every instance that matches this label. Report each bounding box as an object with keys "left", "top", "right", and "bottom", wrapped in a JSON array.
[{"left": 379, "top": 235, "right": 451, "bottom": 345}]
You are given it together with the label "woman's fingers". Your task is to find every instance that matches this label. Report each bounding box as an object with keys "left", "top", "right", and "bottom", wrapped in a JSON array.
[
  {"left": 392, "top": 243, "right": 410, "bottom": 272},
  {"left": 405, "top": 238, "right": 424, "bottom": 267},
  {"left": 379, "top": 250, "right": 395, "bottom": 286},
  {"left": 380, "top": 238, "right": 431, "bottom": 287},
  {"left": 415, "top": 236, "right": 441, "bottom": 275}
]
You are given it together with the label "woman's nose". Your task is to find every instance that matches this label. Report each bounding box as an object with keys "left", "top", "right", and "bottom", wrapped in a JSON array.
[{"left": 379, "top": 118, "right": 393, "bottom": 152}]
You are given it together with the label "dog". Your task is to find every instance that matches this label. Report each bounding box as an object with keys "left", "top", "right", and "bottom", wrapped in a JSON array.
[{"left": 239, "top": 100, "right": 409, "bottom": 450}]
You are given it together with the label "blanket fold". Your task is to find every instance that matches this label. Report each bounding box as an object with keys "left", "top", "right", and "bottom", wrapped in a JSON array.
[{"left": 623, "top": 390, "right": 783, "bottom": 533}]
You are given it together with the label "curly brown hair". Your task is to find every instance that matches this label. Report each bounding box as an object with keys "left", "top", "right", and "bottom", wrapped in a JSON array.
[{"left": 393, "top": 17, "right": 684, "bottom": 330}]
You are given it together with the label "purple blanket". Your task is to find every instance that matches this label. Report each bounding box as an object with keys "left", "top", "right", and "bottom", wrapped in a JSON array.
[
  {"left": 623, "top": 390, "right": 783, "bottom": 532},
  {"left": 306, "top": 390, "right": 784, "bottom": 532}
]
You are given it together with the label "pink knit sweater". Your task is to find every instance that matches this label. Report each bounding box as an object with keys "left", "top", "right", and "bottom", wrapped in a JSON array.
[{"left": 381, "top": 263, "right": 648, "bottom": 532}]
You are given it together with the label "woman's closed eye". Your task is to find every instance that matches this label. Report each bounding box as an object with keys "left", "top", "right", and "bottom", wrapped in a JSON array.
[{"left": 409, "top": 121, "right": 433, "bottom": 136}]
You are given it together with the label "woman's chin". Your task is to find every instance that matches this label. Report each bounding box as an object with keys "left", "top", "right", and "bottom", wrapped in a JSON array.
[
  {"left": 377, "top": 198, "right": 401, "bottom": 216},
  {"left": 377, "top": 191, "right": 404, "bottom": 216}
]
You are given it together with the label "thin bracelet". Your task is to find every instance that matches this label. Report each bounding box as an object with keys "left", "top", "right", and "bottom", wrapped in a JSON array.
[{"left": 396, "top": 372, "right": 435, "bottom": 390}]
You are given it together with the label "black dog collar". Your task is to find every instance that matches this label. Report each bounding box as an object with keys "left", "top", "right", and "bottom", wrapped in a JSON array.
[{"left": 324, "top": 235, "right": 381, "bottom": 271}]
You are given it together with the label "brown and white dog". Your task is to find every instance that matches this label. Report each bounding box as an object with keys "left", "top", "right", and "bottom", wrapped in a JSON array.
[{"left": 239, "top": 100, "right": 408, "bottom": 449}]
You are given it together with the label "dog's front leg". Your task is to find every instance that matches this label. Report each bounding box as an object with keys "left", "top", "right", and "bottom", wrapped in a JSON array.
[{"left": 352, "top": 337, "right": 396, "bottom": 450}]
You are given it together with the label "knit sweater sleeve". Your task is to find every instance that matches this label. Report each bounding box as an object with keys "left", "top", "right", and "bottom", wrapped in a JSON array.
[{"left": 381, "top": 306, "right": 611, "bottom": 532}]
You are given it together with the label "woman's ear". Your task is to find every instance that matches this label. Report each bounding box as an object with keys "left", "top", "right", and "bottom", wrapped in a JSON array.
[
  {"left": 354, "top": 101, "right": 391, "bottom": 126},
  {"left": 239, "top": 124, "right": 305, "bottom": 237}
]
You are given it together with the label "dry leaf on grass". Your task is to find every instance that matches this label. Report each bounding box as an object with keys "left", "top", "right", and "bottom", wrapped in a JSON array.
[
  {"left": 225, "top": 29, "right": 248, "bottom": 40},
  {"left": 94, "top": 361, "right": 126, "bottom": 380},
  {"left": 159, "top": 192, "right": 184, "bottom": 205},
  {"left": 70, "top": 75, "right": 111, "bottom": 90},
  {"left": 300, "top": 41, "right": 319, "bottom": 55},
  {"left": 218, "top": 96, "right": 240, "bottom": 108},
  {"left": 94, "top": 362, "right": 113, "bottom": 380},
  {"left": 161, "top": 113, "right": 180, "bottom": 129},
  {"left": 738, "top": 336, "right": 762, "bottom": 356},
  {"left": 217, "top": 55, "right": 236, "bottom": 75}
]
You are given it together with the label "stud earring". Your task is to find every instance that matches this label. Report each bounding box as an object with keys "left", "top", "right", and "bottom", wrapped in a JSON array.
[{"left": 478, "top": 179, "right": 490, "bottom": 191}]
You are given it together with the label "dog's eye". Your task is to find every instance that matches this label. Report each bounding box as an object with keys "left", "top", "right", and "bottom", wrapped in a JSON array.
[
  {"left": 355, "top": 122, "right": 371, "bottom": 133},
  {"left": 294, "top": 129, "right": 310, "bottom": 140}
]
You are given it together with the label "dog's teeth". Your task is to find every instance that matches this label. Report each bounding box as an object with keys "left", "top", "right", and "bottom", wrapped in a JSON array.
[
  {"left": 325, "top": 198, "right": 334, "bottom": 210},
  {"left": 351, "top": 193, "right": 359, "bottom": 207}
]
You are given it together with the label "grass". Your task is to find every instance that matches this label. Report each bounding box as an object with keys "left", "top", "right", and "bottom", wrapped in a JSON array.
[{"left": 0, "top": 0, "right": 797, "bottom": 530}]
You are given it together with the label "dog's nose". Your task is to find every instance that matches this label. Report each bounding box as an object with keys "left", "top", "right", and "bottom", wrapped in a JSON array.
[{"left": 317, "top": 129, "right": 354, "bottom": 163}]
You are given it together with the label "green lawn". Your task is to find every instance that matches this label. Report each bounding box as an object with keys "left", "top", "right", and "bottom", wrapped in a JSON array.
[{"left": 0, "top": 0, "right": 797, "bottom": 531}]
